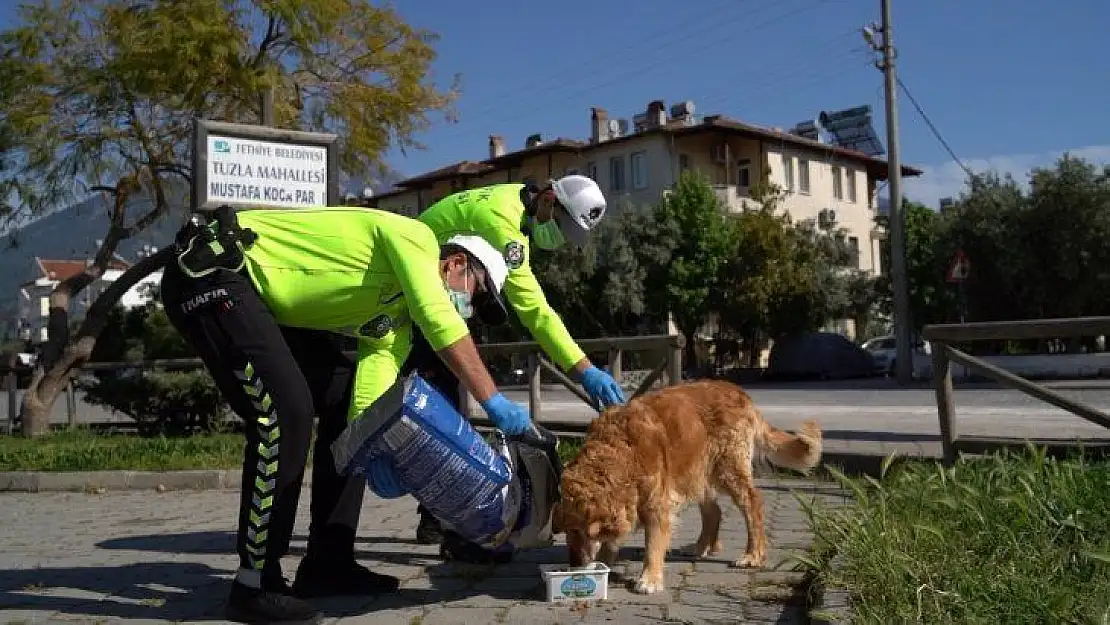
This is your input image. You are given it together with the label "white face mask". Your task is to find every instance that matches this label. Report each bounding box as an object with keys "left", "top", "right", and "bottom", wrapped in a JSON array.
[{"left": 445, "top": 263, "right": 473, "bottom": 319}]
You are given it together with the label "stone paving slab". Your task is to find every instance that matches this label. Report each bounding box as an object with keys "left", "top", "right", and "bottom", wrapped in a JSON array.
[{"left": 0, "top": 478, "right": 847, "bottom": 624}]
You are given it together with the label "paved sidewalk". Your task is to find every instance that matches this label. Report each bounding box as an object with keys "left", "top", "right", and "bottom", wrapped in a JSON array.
[{"left": 0, "top": 478, "right": 845, "bottom": 624}]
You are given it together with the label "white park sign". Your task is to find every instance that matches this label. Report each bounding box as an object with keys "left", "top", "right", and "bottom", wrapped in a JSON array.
[{"left": 192, "top": 120, "right": 340, "bottom": 211}]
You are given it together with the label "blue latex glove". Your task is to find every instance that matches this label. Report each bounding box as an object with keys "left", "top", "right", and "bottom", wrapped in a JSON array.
[
  {"left": 481, "top": 392, "right": 532, "bottom": 435},
  {"left": 366, "top": 456, "right": 407, "bottom": 499},
  {"left": 581, "top": 365, "right": 627, "bottom": 407}
]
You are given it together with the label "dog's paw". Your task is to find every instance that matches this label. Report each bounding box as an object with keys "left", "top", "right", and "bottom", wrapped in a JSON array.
[
  {"left": 684, "top": 540, "right": 722, "bottom": 558},
  {"left": 632, "top": 576, "right": 665, "bottom": 595},
  {"left": 732, "top": 553, "right": 764, "bottom": 569}
]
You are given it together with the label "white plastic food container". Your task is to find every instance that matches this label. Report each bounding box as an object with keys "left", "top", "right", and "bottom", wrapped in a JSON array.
[{"left": 539, "top": 562, "right": 610, "bottom": 602}]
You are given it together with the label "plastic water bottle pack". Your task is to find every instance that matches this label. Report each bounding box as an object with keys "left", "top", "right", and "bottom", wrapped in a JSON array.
[{"left": 330, "top": 373, "right": 540, "bottom": 550}]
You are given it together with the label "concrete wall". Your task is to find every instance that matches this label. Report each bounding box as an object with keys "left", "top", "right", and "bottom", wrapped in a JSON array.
[{"left": 913, "top": 352, "right": 1110, "bottom": 381}]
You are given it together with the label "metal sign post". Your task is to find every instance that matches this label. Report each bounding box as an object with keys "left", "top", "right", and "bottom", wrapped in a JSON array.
[{"left": 947, "top": 248, "right": 970, "bottom": 323}]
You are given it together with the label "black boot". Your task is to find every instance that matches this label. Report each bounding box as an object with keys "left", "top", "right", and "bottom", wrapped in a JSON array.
[
  {"left": 292, "top": 555, "right": 401, "bottom": 599},
  {"left": 439, "top": 529, "right": 514, "bottom": 565},
  {"left": 225, "top": 575, "right": 321, "bottom": 625},
  {"left": 415, "top": 504, "right": 445, "bottom": 545}
]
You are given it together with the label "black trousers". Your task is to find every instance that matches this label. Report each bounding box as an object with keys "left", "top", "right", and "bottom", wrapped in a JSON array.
[{"left": 160, "top": 262, "right": 365, "bottom": 586}]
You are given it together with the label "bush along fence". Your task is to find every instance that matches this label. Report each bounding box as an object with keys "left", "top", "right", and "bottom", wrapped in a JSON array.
[{"left": 1, "top": 334, "right": 684, "bottom": 437}]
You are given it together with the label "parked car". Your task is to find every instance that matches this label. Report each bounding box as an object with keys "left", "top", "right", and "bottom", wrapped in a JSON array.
[
  {"left": 861, "top": 335, "right": 930, "bottom": 376},
  {"left": 766, "top": 332, "right": 876, "bottom": 380}
]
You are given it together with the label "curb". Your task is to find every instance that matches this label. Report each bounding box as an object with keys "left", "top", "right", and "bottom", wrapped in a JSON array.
[
  {"left": 0, "top": 451, "right": 936, "bottom": 493},
  {"left": 805, "top": 554, "right": 853, "bottom": 625},
  {"left": 0, "top": 469, "right": 244, "bottom": 493},
  {"left": 820, "top": 451, "right": 918, "bottom": 478}
]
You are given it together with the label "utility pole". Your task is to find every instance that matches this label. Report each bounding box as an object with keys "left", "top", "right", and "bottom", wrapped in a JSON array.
[{"left": 864, "top": 0, "right": 913, "bottom": 384}]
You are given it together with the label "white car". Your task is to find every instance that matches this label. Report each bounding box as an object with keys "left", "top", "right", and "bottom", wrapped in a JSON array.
[{"left": 861, "top": 335, "right": 930, "bottom": 377}]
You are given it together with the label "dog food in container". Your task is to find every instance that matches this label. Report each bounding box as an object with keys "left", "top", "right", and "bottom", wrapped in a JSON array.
[{"left": 539, "top": 563, "right": 610, "bottom": 602}]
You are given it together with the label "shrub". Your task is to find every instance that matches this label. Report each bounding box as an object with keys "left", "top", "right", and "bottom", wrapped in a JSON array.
[
  {"left": 82, "top": 302, "right": 230, "bottom": 436},
  {"left": 78, "top": 369, "right": 231, "bottom": 436}
]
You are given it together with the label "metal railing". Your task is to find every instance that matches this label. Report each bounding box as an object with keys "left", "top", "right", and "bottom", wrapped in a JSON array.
[
  {"left": 922, "top": 316, "right": 1110, "bottom": 465},
  {"left": 460, "top": 334, "right": 684, "bottom": 432},
  {"left": 2, "top": 334, "right": 684, "bottom": 435}
]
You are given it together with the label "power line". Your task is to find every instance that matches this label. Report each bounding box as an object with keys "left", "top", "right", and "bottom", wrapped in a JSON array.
[
  {"left": 709, "top": 47, "right": 874, "bottom": 114},
  {"left": 692, "top": 28, "right": 862, "bottom": 109},
  {"left": 429, "top": 0, "right": 836, "bottom": 146},
  {"left": 449, "top": 0, "right": 759, "bottom": 123},
  {"left": 896, "top": 75, "right": 975, "bottom": 179}
]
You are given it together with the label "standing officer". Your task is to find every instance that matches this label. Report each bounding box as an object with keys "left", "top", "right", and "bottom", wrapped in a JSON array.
[{"left": 405, "top": 174, "right": 626, "bottom": 555}]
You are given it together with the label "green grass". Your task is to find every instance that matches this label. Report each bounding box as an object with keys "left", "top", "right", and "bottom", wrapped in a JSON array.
[
  {"left": 799, "top": 445, "right": 1110, "bottom": 625},
  {"left": 0, "top": 427, "right": 585, "bottom": 473},
  {"left": 0, "top": 429, "right": 244, "bottom": 472}
]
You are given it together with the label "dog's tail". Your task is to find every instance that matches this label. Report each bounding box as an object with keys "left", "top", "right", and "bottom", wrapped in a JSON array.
[{"left": 756, "top": 418, "right": 822, "bottom": 472}]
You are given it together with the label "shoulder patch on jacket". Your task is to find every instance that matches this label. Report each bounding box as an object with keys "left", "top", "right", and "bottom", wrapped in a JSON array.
[{"left": 504, "top": 240, "right": 526, "bottom": 270}]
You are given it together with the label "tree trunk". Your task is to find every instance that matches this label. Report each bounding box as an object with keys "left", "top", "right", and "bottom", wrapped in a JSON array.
[{"left": 19, "top": 249, "right": 175, "bottom": 437}]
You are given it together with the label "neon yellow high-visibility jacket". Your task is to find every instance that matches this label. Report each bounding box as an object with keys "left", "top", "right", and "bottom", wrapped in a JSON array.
[
  {"left": 236, "top": 206, "right": 470, "bottom": 422},
  {"left": 418, "top": 184, "right": 586, "bottom": 372}
]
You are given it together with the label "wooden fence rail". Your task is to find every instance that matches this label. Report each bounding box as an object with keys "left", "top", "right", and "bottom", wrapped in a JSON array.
[
  {"left": 922, "top": 316, "right": 1110, "bottom": 466},
  {"left": 2, "top": 334, "right": 684, "bottom": 434}
]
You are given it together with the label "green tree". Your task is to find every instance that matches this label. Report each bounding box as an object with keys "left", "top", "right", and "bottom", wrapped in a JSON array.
[
  {"left": 875, "top": 200, "right": 958, "bottom": 330},
  {"left": 715, "top": 180, "right": 795, "bottom": 356},
  {"left": 530, "top": 204, "right": 678, "bottom": 338},
  {"left": 1017, "top": 155, "right": 1110, "bottom": 319},
  {"left": 653, "top": 171, "right": 734, "bottom": 371},
  {"left": 844, "top": 269, "right": 884, "bottom": 342},
  {"left": 1, "top": 0, "right": 458, "bottom": 436},
  {"left": 939, "top": 156, "right": 1110, "bottom": 339}
]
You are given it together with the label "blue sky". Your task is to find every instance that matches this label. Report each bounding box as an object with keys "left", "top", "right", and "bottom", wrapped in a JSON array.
[
  {"left": 3, "top": 0, "right": 1108, "bottom": 208},
  {"left": 382, "top": 0, "right": 1110, "bottom": 206}
]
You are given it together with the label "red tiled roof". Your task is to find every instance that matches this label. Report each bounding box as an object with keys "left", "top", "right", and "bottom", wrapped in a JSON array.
[
  {"left": 395, "top": 160, "right": 495, "bottom": 189},
  {"left": 34, "top": 257, "right": 131, "bottom": 281},
  {"left": 481, "top": 138, "right": 586, "bottom": 168},
  {"left": 389, "top": 112, "right": 923, "bottom": 192}
]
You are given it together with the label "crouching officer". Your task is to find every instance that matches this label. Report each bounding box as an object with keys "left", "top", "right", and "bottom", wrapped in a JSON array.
[
  {"left": 160, "top": 205, "right": 531, "bottom": 625},
  {"left": 406, "top": 174, "right": 626, "bottom": 555}
]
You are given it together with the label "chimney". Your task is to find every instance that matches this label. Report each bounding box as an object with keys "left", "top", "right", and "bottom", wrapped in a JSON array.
[
  {"left": 647, "top": 100, "right": 667, "bottom": 127},
  {"left": 591, "top": 107, "right": 609, "bottom": 143},
  {"left": 489, "top": 135, "right": 505, "bottom": 159}
]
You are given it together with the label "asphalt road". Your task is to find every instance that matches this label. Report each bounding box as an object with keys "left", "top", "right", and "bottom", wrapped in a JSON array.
[
  {"left": 4, "top": 378, "right": 1110, "bottom": 442},
  {"left": 499, "top": 379, "right": 1110, "bottom": 442}
]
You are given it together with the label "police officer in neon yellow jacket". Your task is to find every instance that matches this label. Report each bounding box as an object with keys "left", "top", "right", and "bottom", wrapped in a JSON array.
[
  {"left": 160, "top": 206, "right": 531, "bottom": 624},
  {"left": 409, "top": 175, "right": 625, "bottom": 554}
]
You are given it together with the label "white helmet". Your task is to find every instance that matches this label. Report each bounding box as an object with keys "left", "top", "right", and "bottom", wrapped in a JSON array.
[
  {"left": 444, "top": 234, "right": 509, "bottom": 325},
  {"left": 551, "top": 174, "right": 607, "bottom": 246}
]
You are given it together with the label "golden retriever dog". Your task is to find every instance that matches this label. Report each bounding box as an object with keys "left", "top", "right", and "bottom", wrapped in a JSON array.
[{"left": 551, "top": 380, "right": 821, "bottom": 595}]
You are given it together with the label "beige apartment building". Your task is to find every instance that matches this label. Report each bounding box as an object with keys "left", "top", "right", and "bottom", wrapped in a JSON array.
[{"left": 374, "top": 99, "right": 922, "bottom": 275}]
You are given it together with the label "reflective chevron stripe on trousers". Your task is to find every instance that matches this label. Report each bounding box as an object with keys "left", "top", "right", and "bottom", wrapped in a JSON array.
[{"left": 238, "top": 361, "right": 280, "bottom": 572}]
